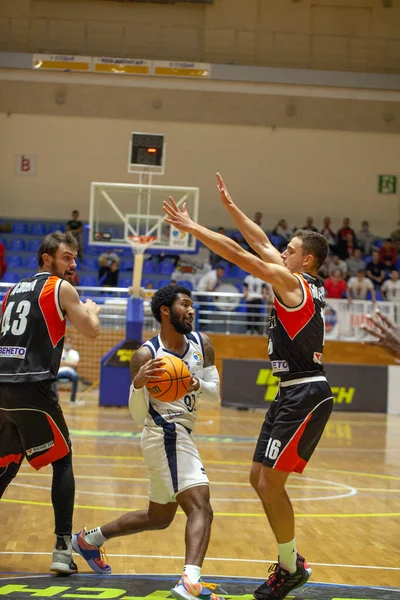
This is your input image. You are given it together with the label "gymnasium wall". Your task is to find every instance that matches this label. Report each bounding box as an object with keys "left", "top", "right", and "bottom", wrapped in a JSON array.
[
  {"left": 1, "top": 0, "right": 399, "bottom": 72},
  {"left": 1, "top": 112, "right": 399, "bottom": 233}
]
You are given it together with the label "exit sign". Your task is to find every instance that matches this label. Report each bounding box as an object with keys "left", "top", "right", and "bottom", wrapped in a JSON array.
[{"left": 378, "top": 175, "right": 397, "bottom": 194}]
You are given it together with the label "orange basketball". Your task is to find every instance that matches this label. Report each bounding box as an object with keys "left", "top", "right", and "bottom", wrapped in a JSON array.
[{"left": 146, "top": 355, "right": 192, "bottom": 402}]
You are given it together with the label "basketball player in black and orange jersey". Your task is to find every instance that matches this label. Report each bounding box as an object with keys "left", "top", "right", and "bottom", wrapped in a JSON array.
[
  {"left": 0, "top": 232, "right": 101, "bottom": 575},
  {"left": 163, "top": 175, "right": 333, "bottom": 600}
]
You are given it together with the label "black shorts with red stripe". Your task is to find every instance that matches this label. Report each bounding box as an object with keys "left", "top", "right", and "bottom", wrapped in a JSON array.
[
  {"left": 253, "top": 378, "right": 333, "bottom": 474},
  {"left": 0, "top": 381, "right": 71, "bottom": 472}
]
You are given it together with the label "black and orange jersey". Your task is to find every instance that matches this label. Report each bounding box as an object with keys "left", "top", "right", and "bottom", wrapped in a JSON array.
[
  {"left": 0, "top": 272, "right": 66, "bottom": 382},
  {"left": 268, "top": 272, "right": 325, "bottom": 381}
]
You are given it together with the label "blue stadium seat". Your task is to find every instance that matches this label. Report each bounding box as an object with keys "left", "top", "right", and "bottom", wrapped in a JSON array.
[
  {"left": 30, "top": 223, "right": 47, "bottom": 236},
  {"left": 82, "top": 257, "right": 98, "bottom": 271},
  {"left": 26, "top": 255, "right": 38, "bottom": 269},
  {"left": 0, "top": 238, "right": 8, "bottom": 249},
  {"left": 159, "top": 260, "right": 175, "bottom": 276},
  {"left": 120, "top": 259, "right": 133, "bottom": 271},
  {"left": 142, "top": 278, "right": 156, "bottom": 288},
  {"left": 28, "top": 239, "right": 42, "bottom": 253},
  {"left": 230, "top": 265, "right": 248, "bottom": 278},
  {"left": 12, "top": 223, "right": 28, "bottom": 235},
  {"left": 9, "top": 239, "right": 26, "bottom": 252},
  {"left": 79, "top": 275, "right": 98, "bottom": 287},
  {"left": 7, "top": 255, "right": 24, "bottom": 268},
  {"left": 158, "top": 279, "right": 173, "bottom": 288},
  {"left": 142, "top": 260, "right": 155, "bottom": 275},
  {"left": 1, "top": 272, "right": 19, "bottom": 284},
  {"left": 47, "top": 223, "right": 64, "bottom": 233},
  {"left": 179, "top": 280, "right": 193, "bottom": 291},
  {"left": 119, "top": 277, "right": 132, "bottom": 288}
]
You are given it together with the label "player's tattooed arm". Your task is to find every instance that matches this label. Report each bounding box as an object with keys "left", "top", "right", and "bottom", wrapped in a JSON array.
[{"left": 200, "top": 333, "right": 215, "bottom": 367}]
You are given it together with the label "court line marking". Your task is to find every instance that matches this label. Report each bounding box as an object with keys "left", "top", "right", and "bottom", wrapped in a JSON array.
[
  {"left": 0, "top": 552, "right": 399, "bottom": 573},
  {"left": 72, "top": 455, "right": 400, "bottom": 481},
  {"left": 2, "top": 497, "right": 397, "bottom": 518},
  {"left": 9, "top": 475, "right": 356, "bottom": 503},
  {"left": 9, "top": 472, "right": 358, "bottom": 502}
]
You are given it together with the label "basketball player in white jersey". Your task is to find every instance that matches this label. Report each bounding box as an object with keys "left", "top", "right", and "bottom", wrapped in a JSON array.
[{"left": 72, "top": 285, "right": 223, "bottom": 600}]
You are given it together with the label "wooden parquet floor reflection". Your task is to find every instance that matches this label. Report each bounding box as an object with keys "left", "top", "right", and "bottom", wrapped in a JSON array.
[{"left": 1, "top": 391, "right": 400, "bottom": 590}]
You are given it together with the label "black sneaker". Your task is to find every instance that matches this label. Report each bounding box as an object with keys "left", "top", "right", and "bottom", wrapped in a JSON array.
[{"left": 253, "top": 555, "right": 311, "bottom": 600}]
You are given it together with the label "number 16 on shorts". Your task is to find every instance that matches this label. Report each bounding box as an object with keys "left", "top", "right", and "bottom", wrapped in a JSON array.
[{"left": 265, "top": 438, "right": 281, "bottom": 460}]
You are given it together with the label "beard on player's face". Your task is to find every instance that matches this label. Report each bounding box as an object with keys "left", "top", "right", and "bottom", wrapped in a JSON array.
[
  {"left": 49, "top": 257, "right": 75, "bottom": 282},
  {"left": 170, "top": 307, "right": 192, "bottom": 335}
]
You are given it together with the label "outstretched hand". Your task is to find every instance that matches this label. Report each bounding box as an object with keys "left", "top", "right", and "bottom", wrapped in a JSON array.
[
  {"left": 163, "top": 197, "right": 194, "bottom": 233},
  {"left": 216, "top": 172, "right": 234, "bottom": 208},
  {"left": 361, "top": 309, "right": 400, "bottom": 359}
]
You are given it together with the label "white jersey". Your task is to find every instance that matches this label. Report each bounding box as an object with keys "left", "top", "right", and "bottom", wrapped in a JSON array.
[{"left": 142, "top": 331, "right": 205, "bottom": 431}]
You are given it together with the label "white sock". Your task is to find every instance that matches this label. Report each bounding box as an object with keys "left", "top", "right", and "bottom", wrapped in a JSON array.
[
  {"left": 183, "top": 564, "right": 201, "bottom": 584},
  {"left": 278, "top": 538, "right": 297, "bottom": 574},
  {"left": 84, "top": 527, "right": 107, "bottom": 547}
]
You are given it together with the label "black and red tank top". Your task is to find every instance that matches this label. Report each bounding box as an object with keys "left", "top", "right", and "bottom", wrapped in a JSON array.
[
  {"left": 268, "top": 272, "right": 326, "bottom": 381},
  {"left": 0, "top": 272, "right": 66, "bottom": 383}
]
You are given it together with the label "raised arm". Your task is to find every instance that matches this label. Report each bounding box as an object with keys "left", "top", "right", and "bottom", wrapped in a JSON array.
[
  {"left": 216, "top": 173, "right": 284, "bottom": 266},
  {"left": 163, "top": 197, "right": 301, "bottom": 306}
]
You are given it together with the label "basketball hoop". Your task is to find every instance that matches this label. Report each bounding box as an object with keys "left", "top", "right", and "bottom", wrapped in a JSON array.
[
  {"left": 126, "top": 235, "right": 157, "bottom": 299},
  {"left": 126, "top": 235, "right": 157, "bottom": 255}
]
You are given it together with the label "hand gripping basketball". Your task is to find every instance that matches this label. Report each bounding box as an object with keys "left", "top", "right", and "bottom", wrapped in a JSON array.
[{"left": 146, "top": 355, "right": 192, "bottom": 403}]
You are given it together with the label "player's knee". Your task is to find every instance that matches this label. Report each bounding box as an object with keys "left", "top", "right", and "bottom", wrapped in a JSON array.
[{"left": 148, "top": 514, "right": 174, "bottom": 530}]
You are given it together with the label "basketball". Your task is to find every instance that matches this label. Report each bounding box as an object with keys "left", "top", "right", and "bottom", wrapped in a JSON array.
[{"left": 146, "top": 355, "right": 192, "bottom": 402}]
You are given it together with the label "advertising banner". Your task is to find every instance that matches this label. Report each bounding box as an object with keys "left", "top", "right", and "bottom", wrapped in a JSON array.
[
  {"left": 324, "top": 299, "right": 395, "bottom": 341},
  {"left": 222, "top": 359, "right": 388, "bottom": 413}
]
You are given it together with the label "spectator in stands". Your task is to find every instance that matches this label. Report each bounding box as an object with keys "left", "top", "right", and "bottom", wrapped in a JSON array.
[
  {"left": 210, "top": 227, "right": 231, "bottom": 268},
  {"left": 357, "top": 220, "right": 375, "bottom": 256},
  {"left": 197, "top": 264, "right": 225, "bottom": 331},
  {"left": 346, "top": 248, "right": 366, "bottom": 278},
  {"left": 303, "top": 217, "right": 318, "bottom": 232},
  {"left": 378, "top": 239, "right": 397, "bottom": 271},
  {"left": 336, "top": 218, "right": 356, "bottom": 248},
  {"left": 243, "top": 274, "right": 272, "bottom": 335},
  {"left": 273, "top": 219, "right": 292, "bottom": 242},
  {"left": 390, "top": 222, "right": 400, "bottom": 250},
  {"left": 366, "top": 250, "right": 386, "bottom": 288},
  {"left": 98, "top": 249, "right": 120, "bottom": 287},
  {"left": 56, "top": 336, "right": 80, "bottom": 404},
  {"left": 381, "top": 270, "right": 400, "bottom": 301},
  {"left": 254, "top": 211, "right": 263, "bottom": 229},
  {"left": 328, "top": 254, "right": 347, "bottom": 278},
  {"left": 347, "top": 269, "right": 376, "bottom": 302},
  {"left": 197, "top": 264, "right": 225, "bottom": 293},
  {"left": 324, "top": 269, "right": 347, "bottom": 299},
  {"left": 66, "top": 210, "right": 84, "bottom": 259},
  {"left": 0, "top": 241, "right": 6, "bottom": 281},
  {"left": 317, "top": 256, "right": 331, "bottom": 282},
  {"left": 337, "top": 232, "right": 357, "bottom": 261},
  {"left": 271, "top": 219, "right": 292, "bottom": 250},
  {"left": 320, "top": 217, "right": 336, "bottom": 248}
]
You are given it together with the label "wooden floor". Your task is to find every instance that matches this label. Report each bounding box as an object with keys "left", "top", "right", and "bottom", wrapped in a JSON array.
[{"left": 1, "top": 390, "right": 400, "bottom": 589}]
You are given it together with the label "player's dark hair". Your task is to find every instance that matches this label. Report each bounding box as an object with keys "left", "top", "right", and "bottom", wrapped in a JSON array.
[
  {"left": 292, "top": 230, "right": 328, "bottom": 270},
  {"left": 38, "top": 232, "right": 79, "bottom": 267},
  {"left": 151, "top": 285, "right": 192, "bottom": 323}
]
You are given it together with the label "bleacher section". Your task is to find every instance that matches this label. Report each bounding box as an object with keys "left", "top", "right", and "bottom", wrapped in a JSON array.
[{"left": 0, "top": 219, "right": 246, "bottom": 291}]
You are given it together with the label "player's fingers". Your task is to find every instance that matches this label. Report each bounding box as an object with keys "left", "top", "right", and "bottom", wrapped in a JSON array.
[
  {"left": 162, "top": 201, "right": 175, "bottom": 216},
  {"left": 375, "top": 309, "right": 395, "bottom": 329},
  {"left": 360, "top": 324, "right": 381, "bottom": 339},
  {"left": 168, "top": 196, "right": 179, "bottom": 210},
  {"left": 365, "top": 315, "right": 388, "bottom": 334}
]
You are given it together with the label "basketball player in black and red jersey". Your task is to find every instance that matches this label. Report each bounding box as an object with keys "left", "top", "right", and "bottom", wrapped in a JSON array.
[
  {"left": 0, "top": 232, "right": 101, "bottom": 574},
  {"left": 163, "top": 175, "right": 333, "bottom": 600}
]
